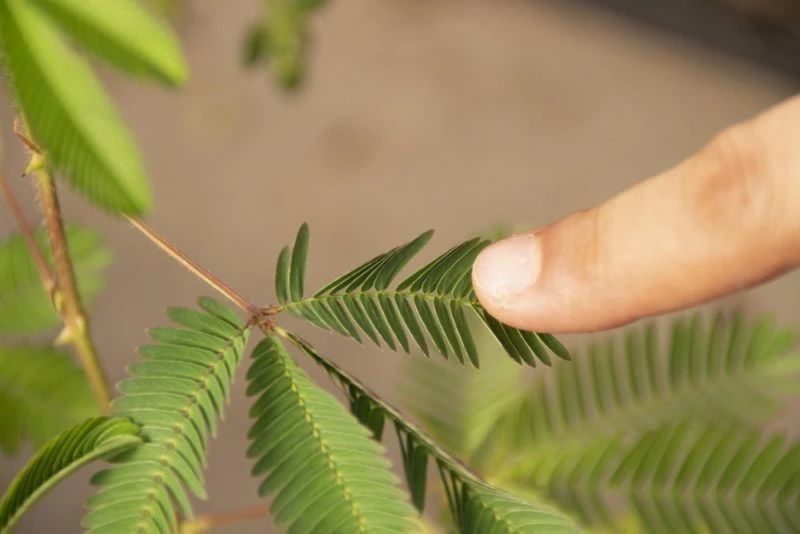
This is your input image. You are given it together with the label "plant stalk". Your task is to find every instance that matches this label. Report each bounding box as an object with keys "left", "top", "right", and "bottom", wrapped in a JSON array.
[
  {"left": 34, "top": 167, "right": 112, "bottom": 413},
  {"left": 0, "top": 170, "right": 55, "bottom": 295},
  {"left": 126, "top": 216, "right": 260, "bottom": 316}
]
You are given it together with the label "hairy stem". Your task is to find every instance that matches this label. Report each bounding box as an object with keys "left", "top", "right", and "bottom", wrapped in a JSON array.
[
  {"left": 34, "top": 168, "right": 112, "bottom": 413},
  {"left": 179, "top": 503, "right": 271, "bottom": 533},
  {"left": 0, "top": 170, "right": 55, "bottom": 295},
  {"left": 127, "top": 217, "right": 260, "bottom": 316}
]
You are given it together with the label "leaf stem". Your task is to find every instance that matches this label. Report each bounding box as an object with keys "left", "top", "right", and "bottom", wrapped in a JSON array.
[
  {"left": 0, "top": 170, "right": 55, "bottom": 295},
  {"left": 178, "top": 503, "right": 271, "bottom": 533},
  {"left": 277, "top": 327, "right": 484, "bottom": 485},
  {"left": 33, "top": 167, "right": 112, "bottom": 414},
  {"left": 126, "top": 217, "right": 260, "bottom": 316}
]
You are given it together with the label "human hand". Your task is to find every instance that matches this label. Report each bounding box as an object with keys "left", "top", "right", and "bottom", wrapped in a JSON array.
[{"left": 472, "top": 96, "right": 800, "bottom": 333}]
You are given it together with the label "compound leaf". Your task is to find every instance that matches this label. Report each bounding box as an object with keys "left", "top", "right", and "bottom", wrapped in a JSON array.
[
  {"left": 31, "top": 0, "right": 187, "bottom": 84},
  {"left": 0, "top": 0, "right": 152, "bottom": 214},
  {"left": 0, "top": 417, "right": 141, "bottom": 534}
]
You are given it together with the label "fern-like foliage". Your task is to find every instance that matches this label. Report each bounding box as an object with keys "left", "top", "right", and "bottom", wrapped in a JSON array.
[
  {"left": 447, "top": 478, "right": 579, "bottom": 533},
  {"left": 400, "top": 312, "right": 800, "bottom": 531},
  {"left": 0, "top": 345, "right": 97, "bottom": 455},
  {"left": 243, "top": 0, "right": 326, "bottom": 89},
  {"left": 492, "top": 313, "right": 798, "bottom": 450},
  {"left": 286, "top": 332, "right": 579, "bottom": 532},
  {"left": 514, "top": 422, "right": 800, "bottom": 533},
  {"left": 276, "top": 224, "right": 569, "bottom": 367},
  {"left": 0, "top": 417, "right": 141, "bottom": 534},
  {"left": 246, "top": 336, "right": 419, "bottom": 532},
  {"left": 0, "top": 226, "right": 110, "bottom": 334},
  {"left": 31, "top": 0, "right": 187, "bottom": 84},
  {"left": 84, "top": 298, "right": 249, "bottom": 532},
  {"left": 0, "top": 0, "right": 185, "bottom": 214},
  {"left": 399, "top": 319, "right": 522, "bottom": 459}
]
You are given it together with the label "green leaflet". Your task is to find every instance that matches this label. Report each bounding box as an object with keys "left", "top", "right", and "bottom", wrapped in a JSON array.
[
  {"left": 520, "top": 423, "right": 800, "bottom": 533},
  {"left": 0, "top": 226, "right": 111, "bottom": 335},
  {"left": 287, "top": 333, "right": 579, "bottom": 532},
  {"left": 447, "top": 477, "right": 579, "bottom": 534},
  {"left": 0, "top": 0, "right": 151, "bottom": 214},
  {"left": 396, "top": 425, "right": 429, "bottom": 512},
  {"left": 275, "top": 224, "right": 569, "bottom": 367},
  {"left": 246, "top": 336, "right": 418, "bottom": 532},
  {"left": 84, "top": 298, "right": 249, "bottom": 532},
  {"left": 491, "top": 313, "right": 798, "bottom": 451},
  {"left": 398, "top": 317, "right": 522, "bottom": 458},
  {"left": 241, "top": 22, "right": 268, "bottom": 67},
  {"left": 411, "top": 313, "right": 800, "bottom": 531},
  {"left": 34, "top": 0, "right": 188, "bottom": 85},
  {"left": 244, "top": 0, "right": 326, "bottom": 89},
  {"left": 0, "top": 345, "right": 97, "bottom": 455},
  {"left": 0, "top": 417, "right": 141, "bottom": 534},
  {"left": 30, "top": 0, "right": 186, "bottom": 84}
]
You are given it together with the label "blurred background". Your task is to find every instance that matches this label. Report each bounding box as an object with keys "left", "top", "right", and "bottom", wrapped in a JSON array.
[{"left": 1, "top": 0, "right": 799, "bottom": 531}]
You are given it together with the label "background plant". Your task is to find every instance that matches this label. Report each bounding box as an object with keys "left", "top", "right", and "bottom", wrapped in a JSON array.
[{"left": 400, "top": 312, "right": 800, "bottom": 532}]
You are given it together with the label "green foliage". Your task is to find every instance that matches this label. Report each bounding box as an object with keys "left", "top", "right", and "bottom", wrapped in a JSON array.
[
  {"left": 84, "top": 298, "right": 249, "bottom": 532},
  {"left": 399, "top": 319, "right": 521, "bottom": 457},
  {"left": 0, "top": 417, "right": 141, "bottom": 534},
  {"left": 0, "top": 226, "right": 110, "bottom": 335},
  {"left": 493, "top": 314, "right": 798, "bottom": 449},
  {"left": 0, "top": 345, "right": 97, "bottom": 455},
  {"left": 289, "top": 333, "right": 579, "bottom": 532},
  {"left": 144, "top": 0, "right": 180, "bottom": 20},
  {"left": 512, "top": 422, "right": 800, "bottom": 532},
  {"left": 401, "top": 312, "right": 800, "bottom": 532},
  {"left": 0, "top": 0, "right": 187, "bottom": 214},
  {"left": 446, "top": 478, "right": 578, "bottom": 534},
  {"left": 276, "top": 223, "right": 569, "bottom": 367},
  {"left": 31, "top": 0, "right": 187, "bottom": 84},
  {"left": 242, "top": 22, "right": 269, "bottom": 68},
  {"left": 243, "top": 0, "right": 326, "bottom": 89},
  {"left": 246, "top": 336, "right": 418, "bottom": 532},
  {"left": 2, "top": 210, "right": 796, "bottom": 534}
]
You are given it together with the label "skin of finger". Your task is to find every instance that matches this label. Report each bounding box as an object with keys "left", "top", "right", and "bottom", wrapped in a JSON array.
[{"left": 475, "top": 97, "right": 800, "bottom": 333}]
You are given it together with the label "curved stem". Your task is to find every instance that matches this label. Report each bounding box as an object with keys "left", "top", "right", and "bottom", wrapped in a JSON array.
[
  {"left": 127, "top": 217, "right": 260, "bottom": 317},
  {"left": 34, "top": 169, "right": 112, "bottom": 413}
]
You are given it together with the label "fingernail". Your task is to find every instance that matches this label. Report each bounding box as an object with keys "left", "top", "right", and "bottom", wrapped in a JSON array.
[{"left": 473, "top": 233, "right": 542, "bottom": 306}]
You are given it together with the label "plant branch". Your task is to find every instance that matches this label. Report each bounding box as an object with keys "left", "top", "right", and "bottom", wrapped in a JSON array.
[
  {"left": 0, "top": 170, "right": 55, "bottom": 295},
  {"left": 179, "top": 503, "right": 270, "bottom": 533},
  {"left": 12, "top": 116, "right": 40, "bottom": 154},
  {"left": 276, "top": 327, "right": 484, "bottom": 485},
  {"left": 33, "top": 167, "right": 112, "bottom": 413},
  {"left": 126, "top": 217, "right": 260, "bottom": 317}
]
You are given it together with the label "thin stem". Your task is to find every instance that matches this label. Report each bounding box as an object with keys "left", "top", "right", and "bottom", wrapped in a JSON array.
[
  {"left": 179, "top": 503, "right": 270, "bottom": 533},
  {"left": 277, "top": 327, "right": 483, "bottom": 485},
  {"left": 0, "top": 170, "right": 55, "bottom": 295},
  {"left": 34, "top": 168, "right": 112, "bottom": 413},
  {"left": 127, "top": 216, "right": 260, "bottom": 316},
  {"left": 13, "top": 116, "right": 40, "bottom": 154}
]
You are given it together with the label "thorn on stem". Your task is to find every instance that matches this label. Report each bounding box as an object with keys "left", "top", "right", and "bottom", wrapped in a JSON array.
[
  {"left": 23, "top": 153, "right": 45, "bottom": 175},
  {"left": 54, "top": 325, "right": 72, "bottom": 346}
]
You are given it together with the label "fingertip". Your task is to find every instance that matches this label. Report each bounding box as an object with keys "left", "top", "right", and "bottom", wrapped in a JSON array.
[{"left": 472, "top": 231, "right": 543, "bottom": 329}]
